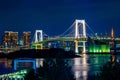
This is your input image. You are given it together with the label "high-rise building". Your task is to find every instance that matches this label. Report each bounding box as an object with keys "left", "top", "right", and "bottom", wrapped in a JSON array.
[
  {"left": 22, "top": 31, "right": 31, "bottom": 46},
  {"left": 2, "top": 31, "right": 18, "bottom": 48}
]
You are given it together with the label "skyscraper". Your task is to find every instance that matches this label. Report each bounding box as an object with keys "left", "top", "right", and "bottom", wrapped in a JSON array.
[
  {"left": 2, "top": 31, "right": 18, "bottom": 48},
  {"left": 22, "top": 31, "right": 31, "bottom": 46}
]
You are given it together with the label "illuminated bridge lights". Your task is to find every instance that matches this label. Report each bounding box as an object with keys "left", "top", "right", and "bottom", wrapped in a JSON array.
[
  {"left": 31, "top": 43, "right": 43, "bottom": 49},
  {"left": 31, "top": 37, "right": 87, "bottom": 52},
  {"left": 32, "top": 37, "right": 87, "bottom": 44}
]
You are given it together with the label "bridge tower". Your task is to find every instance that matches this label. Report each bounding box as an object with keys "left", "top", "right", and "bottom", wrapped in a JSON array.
[
  {"left": 35, "top": 30, "right": 43, "bottom": 43},
  {"left": 74, "top": 19, "right": 86, "bottom": 54},
  {"left": 33, "top": 30, "right": 43, "bottom": 49}
]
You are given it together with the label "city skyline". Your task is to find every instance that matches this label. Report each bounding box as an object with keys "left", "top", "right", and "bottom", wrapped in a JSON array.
[{"left": 0, "top": 0, "right": 120, "bottom": 39}]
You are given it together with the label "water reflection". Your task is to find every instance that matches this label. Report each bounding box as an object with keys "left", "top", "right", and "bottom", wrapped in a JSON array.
[
  {"left": 36, "top": 58, "right": 44, "bottom": 68},
  {"left": 73, "top": 54, "right": 89, "bottom": 80},
  {"left": 74, "top": 58, "right": 81, "bottom": 65},
  {"left": 0, "top": 58, "right": 12, "bottom": 68},
  {"left": 1, "top": 54, "right": 120, "bottom": 79},
  {"left": 93, "top": 54, "right": 120, "bottom": 80},
  {"left": 13, "top": 58, "right": 36, "bottom": 71},
  {"left": 75, "top": 71, "right": 80, "bottom": 80},
  {"left": 0, "top": 58, "right": 13, "bottom": 74}
]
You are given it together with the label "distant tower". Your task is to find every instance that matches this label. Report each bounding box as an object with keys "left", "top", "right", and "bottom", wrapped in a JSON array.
[
  {"left": 111, "top": 28, "right": 114, "bottom": 40},
  {"left": 110, "top": 28, "right": 115, "bottom": 50}
]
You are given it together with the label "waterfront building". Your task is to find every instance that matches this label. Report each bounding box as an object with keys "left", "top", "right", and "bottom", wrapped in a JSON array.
[
  {"left": 22, "top": 31, "right": 31, "bottom": 46},
  {"left": 2, "top": 31, "right": 18, "bottom": 48},
  {"left": 87, "top": 34, "right": 110, "bottom": 53}
]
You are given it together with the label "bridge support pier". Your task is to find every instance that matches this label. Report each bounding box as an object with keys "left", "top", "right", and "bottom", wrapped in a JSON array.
[
  {"left": 35, "top": 44, "right": 43, "bottom": 49},
  {"left": 74, "top": 40, "right": 86, "bottom": 54},
  {"left": 74, "top": 19, "right": 87, "bottom": 54},
  {"left": 74, "top": 40, "right": 79, "bottom": 53},
  {"left": 31, "top": 43, "right": 43, "bottom": 49},
  {"left": 82, "top": 41, "right": 86, "bottom": 54}
]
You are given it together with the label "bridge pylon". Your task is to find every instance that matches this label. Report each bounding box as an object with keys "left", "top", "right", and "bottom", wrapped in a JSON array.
[
  {"left": 35, "top": 30, "right": 43, "bottom": 43},
  {"left": 32, "top": 30, "right": 43, "bottom": 49},
  {"left": 74, "top": 19, "right": 86, "bottom": 54}
]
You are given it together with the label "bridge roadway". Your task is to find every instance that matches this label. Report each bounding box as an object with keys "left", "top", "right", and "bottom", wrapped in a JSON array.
[
  {"left": 91, "top": 37, "right": 120, "bottom": 42},
  {"left": 34, "top": 37, "right": 87, "bottom": 44},
  {"left": 33, "top": 37, "right": 120, "bottom": 44},
  {"left": 32, "top": 37, "right": 120, "bottom": 46}
]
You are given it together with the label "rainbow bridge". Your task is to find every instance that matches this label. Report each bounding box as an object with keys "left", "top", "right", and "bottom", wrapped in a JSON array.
[{"left": 31, "top": 19, "right": 87, "bottom": 54}]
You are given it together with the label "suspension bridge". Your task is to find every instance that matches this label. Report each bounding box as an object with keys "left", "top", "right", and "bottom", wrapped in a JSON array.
[
  {"left": 31, "top": 19, "right": 120, "bottom": 53},
  {"left": 31, "top": 19, "right": 94, "bottom": 54}
]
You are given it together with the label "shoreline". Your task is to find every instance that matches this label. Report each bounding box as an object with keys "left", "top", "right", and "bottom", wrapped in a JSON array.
[
  {"left": 0, "top": 48, "right": 119, "bottom": 59},
  {"left": 0, "top": 48, "right": 81, "bottom": 59}
]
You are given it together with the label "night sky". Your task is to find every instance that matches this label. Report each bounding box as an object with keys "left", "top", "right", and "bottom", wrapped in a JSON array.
[{"left": 0, "top": 0, "right": 120, "bottom": 41}]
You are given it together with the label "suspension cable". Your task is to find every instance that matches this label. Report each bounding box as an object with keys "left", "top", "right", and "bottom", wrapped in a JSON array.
[
  {"left": 85, "top": 22, "right": 96, "bottom": 37},
  {"left": 58, "top": 22, "right": 75, "bottom": 37}
]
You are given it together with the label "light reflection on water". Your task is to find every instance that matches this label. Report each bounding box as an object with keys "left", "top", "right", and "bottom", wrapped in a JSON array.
[
  {"left": 73, "top": 54, "right": 89, "bottom": 80},
  {"left": 36, "top": 58, "right": 44, "bottom": 68},
  {"left": 0, "top": 54, "right": 120, "bottom": 79}
]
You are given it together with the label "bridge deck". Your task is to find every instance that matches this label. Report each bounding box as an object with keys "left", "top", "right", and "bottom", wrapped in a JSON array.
[{"left": 33, "top": 37, "right": 87, "bottom": 44}]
